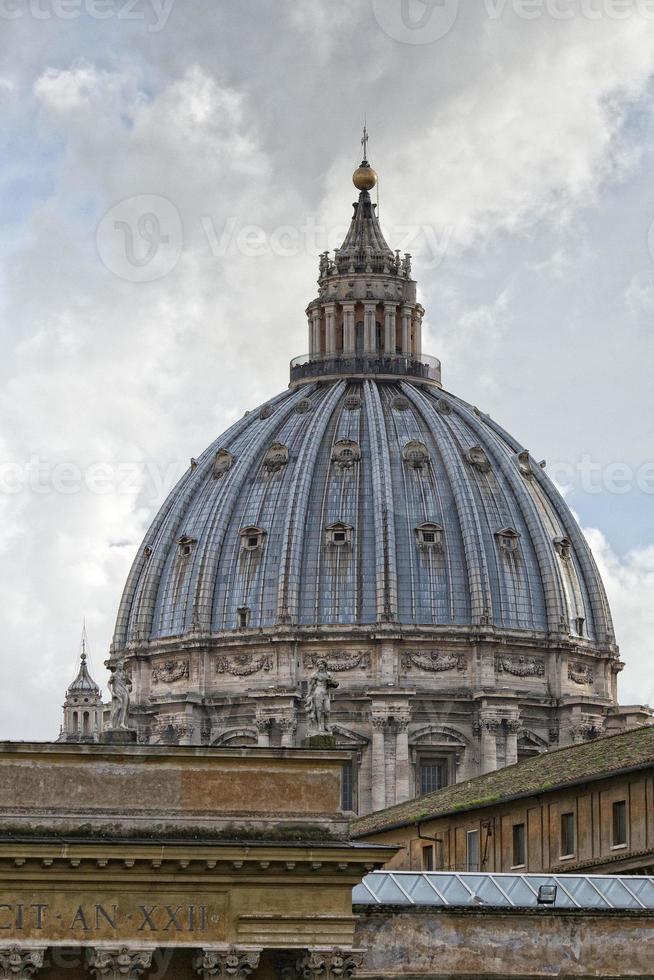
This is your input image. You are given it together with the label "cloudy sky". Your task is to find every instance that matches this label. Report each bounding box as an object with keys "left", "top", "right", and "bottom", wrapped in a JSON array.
[{"left": 1, "top": 0, "right": 653, "bottom": 739}]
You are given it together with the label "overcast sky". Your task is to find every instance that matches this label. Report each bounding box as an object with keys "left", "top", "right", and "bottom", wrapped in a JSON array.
[{"left": 1, "top": 0, "right": 653, "bottom": 740}]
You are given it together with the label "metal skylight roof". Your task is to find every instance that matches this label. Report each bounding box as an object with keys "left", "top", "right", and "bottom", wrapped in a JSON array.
[{"left": 353, "top": 872, "right": 654, "bottom": 911}]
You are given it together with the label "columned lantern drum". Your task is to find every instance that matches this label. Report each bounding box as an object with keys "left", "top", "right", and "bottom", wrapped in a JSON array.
[{"left": 108, "top": 148, "right": 633, "bottom": 815}]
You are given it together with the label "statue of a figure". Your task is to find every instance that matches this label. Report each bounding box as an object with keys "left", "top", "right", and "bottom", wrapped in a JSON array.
[
  {"left": 108, "top": 660, "right": 132, "bottom": 731},
  {"left": 305, "top": 660, "right": 339, "bottom": 735}
]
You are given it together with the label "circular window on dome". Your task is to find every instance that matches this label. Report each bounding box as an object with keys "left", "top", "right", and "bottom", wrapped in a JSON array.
[
  {"left": 436, "top": 399, "right": 452, "bottom": 415},
  {"left": 332, "top": 439, "right": 361, "bottom": 469},
  {"left": 259, "top": 404, "right": 274, "bottom": 420},
  {"left": 392, "top": 397, "right": 410, "bottom": 412},
  {"left": 402, "top": 440, "right": 430, "bottom": 470},
  {"left": 467, "top": 445, "right": 492, "bottom": 473},
  {"left": 263, "top": 442, "right": 289, "bottom": 473},
  {"left": 212, "top": 449, "right": 235, "bottom": 480},
  {"left": 296, "top": 398, "right": 313, "bottom": 415},
  {"left": 344, "top": 395, "right": 362, "bottom": 411}
]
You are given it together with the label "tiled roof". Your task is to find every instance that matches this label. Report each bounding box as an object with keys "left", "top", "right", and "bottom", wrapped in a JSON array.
[{"left": 351, "top": 725, "right": 654, "bottom": 837}]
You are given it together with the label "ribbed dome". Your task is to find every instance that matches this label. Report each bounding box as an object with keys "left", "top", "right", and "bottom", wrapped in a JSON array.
[{"left": 113, "top": 379, "right": 614, "bottom": 650}]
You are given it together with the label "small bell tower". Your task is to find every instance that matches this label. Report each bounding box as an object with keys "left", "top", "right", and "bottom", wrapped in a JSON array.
[{"left": 58, "top": 625, "right": 104, "bottom": 743}]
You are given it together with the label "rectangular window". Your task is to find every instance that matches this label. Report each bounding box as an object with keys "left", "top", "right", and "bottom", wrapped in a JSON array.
[
  {"left": 612, "top": 800, "right": 627, "bottom": 847},
  {"left": 341, "top": 761, "right": 354, "bottom": 812},
  {"left": 512, "top": 822, "right": 526, "bottom": 867},
  {"left": 420, "top": 762, "right": 445, "bottom": 796},
  {"left": 422, "top": 845, "right": 434, "bottom": 871},
  {"left": 561, "top": 812, "right": 575, "bottom": 857},
  {"left": 466, "top": 830, "right": 480, "bottom": 872}
]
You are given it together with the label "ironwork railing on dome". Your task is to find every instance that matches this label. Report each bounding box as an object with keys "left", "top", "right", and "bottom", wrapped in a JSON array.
[{"left": 290, "top": 352, "right": 442, "bottom": 385}]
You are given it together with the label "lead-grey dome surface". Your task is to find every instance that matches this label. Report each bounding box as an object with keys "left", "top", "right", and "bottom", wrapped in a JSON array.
[{"left": 113, "top": 378, "right": 614, "bottom": 649}]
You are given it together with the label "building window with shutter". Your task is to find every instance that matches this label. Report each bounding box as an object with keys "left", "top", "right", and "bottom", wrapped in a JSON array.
[
  {"left": 612, "top": 800, "right": 628, "bottom": 847},
  {"left": 561, "top": 812, "right": 575, "bottom": 858},
  {"left": 512, "top": 822, "right": 526, "bottom": 868}
]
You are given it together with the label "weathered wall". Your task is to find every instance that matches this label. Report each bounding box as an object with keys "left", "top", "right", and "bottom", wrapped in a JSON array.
[
  {"left": 0, "top": 742, "right": 350, "bottom": 836},
  {"left": 354, "top": 908, "right": 654, "bottom": 978}
]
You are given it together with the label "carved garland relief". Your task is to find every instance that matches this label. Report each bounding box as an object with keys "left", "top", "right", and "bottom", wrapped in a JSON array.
[
  {"left": 303, "top": 651, "right": 370, "bottom": 672},
  {"left": 216, "top": 654, "right": 273, "bottom": 677},
  {"left": 495, "top": 655, "right": 545, "bottom": 678},
  {"left": 151, "top": 660, "right": 190, "bottom": 684},
  {"left": 401, "top": 652, "right": 466, "bottom": 673},
  {"left": 569, "top": 662, "right": 594, "bottom": 685}
]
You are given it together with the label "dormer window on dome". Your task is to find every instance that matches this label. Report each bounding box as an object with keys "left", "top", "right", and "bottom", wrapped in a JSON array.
[
  {"left": 325, "top": 522, "right": 353, "bottom": 548},
  {"left": 496, "top": 528, "right": 521, "bottom": 554},
  {"left": 554, "top": 536, "right": 572, "bottom": 560},
  {"left": 240, "top": 526, "right": 266, "bottom": 552},
  {"left": 177, "top": 536, "right": 196, "bottom": 559},
  {"left": 416, "top": 522, "right": 444, "bottom": 552}
]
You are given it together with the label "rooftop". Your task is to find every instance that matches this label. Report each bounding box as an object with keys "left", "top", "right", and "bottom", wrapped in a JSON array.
[{"left": 351, "top": 724, "right": 654, "bottom": 837}]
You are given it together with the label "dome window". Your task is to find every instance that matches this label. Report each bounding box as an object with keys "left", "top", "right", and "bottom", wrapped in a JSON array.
[
  {"left": 516, "top": 450, "right": 533, "bottom": 477},
  {"left": 416, "top": 522, "right": 443, "bottom": 551},
  {"left": 240, "top": 526, "right": 266, "bottom": 552},
  {"left": 403, "top": 440, "right": 430, "bottom": 470},
  {"left": 177, "top": 536, "right": 196, "bottom": 559},
  {"left": 263, "top": 442, "right": 289, "bottom": 473},
  {"left": 331, "top": 439, "right": 361, "bottom": 469},
  {"left": 259, "top": 404, "right": 274, "bottom": 420},
  {"left": 296, "top": 398, "right": 313, "bottom": 415},
  {"left": 237, "top": 607, "right": 251, "bottom": 629},
  {"left": 496, "top": 528, "right": 521, "bottom": 554},
  {"left": 325, "top": 522, "right": 353, "bottom": 548},
  {"left": 436, "top": 399, "right": 452, "bottom": 415},
  {"left": 554, "top": 536, "right": 572, "bottom": 560},
  {"left": 213, "top": 449, "right": 235, "bottom": 480},
  {"left": 467, "top": 445, "right": 492, "bottom": 473}
]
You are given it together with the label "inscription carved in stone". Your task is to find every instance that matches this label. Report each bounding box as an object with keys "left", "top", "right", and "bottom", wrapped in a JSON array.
[
  {"left": 401, "top": 652, "right": 466, "bottom": 673},
  {"left": 569, "top": 662, "right": 594, "bottom": 686},
  {"left": 303, "top": 651, "right": 370, "bottom": 672},
  {"left": 495, "top": 655, "right": 545, "bottom": 678},
  {"left": 152, "top": 660, "right": 190, "bottom": 684},
  {"left": 216, "top": 654, "right": 273, "bottom": 677}
]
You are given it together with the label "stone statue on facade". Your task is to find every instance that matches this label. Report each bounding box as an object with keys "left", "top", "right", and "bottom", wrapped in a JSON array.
[
  {"left": 107, "top": 660, "right": 132, "bottom": 731},
  {"left": 305, "top": 660, "right": 339, "bottom": 736}
]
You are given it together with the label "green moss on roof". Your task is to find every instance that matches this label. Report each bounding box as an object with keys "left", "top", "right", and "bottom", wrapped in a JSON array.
[{"left": 351, "top": 724, "right": 654, "bottom": 838}]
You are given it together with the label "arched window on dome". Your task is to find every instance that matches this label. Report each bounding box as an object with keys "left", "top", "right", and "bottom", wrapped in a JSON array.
[
  {"left": 240, "top": 526, "right": 266, "bottom": 553},
  {"left": 415, "top": 522, "right": 444, "bottom": 552}
]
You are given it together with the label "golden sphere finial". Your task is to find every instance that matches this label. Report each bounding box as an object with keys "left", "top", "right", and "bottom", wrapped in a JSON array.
[{"left": 353, "top": 164, "right": 378, "bottom": 192}]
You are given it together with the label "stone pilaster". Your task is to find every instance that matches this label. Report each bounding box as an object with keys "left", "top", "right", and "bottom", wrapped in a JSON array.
[
  {"left": 370, "top": 716, "right": 387, "bottom": 812},
  {"left": 400, "top": 306, "right": 412, "bottom": 355},
  {"left": 342, "top": 303, "right": 356, "bottom": 354},
  {"left": 479, "top": 716, "right": 499, "bottom": 774},
  {"left": 412, "top": 310, "right": 422, "bottom": 355},
  {"left": 278, "top": 716, "right": 297, "bottom": 748},
  {"left": 255, "top": 717, "right": 270, "bottom": 747},
  {"left": 325, "top": 304, "right": 337, "bottom": 355},
  {"left": 87, "top": 947, "right": 153, "bottom": 979},
  {"left": 383, "top": 304, "right": 397, "bottom": 354},
  {"left": 193, "top": 947, "right": 261, "bottom": 980},
  {"left": 0, "top": 948, "right": 47, "bottom": 979},
  {"left": 394, "top": 713, "right": 411, "bottom": 804},
  {"left": 364, "top": 303, "right": 376, "bottom": 352},
  {"left": 504, "top": 718, "right": 521, "bottom": 767}
]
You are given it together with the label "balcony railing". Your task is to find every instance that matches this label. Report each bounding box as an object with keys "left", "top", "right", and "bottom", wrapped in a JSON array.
[{"left": 290, "top": 352, "right": 442, "bottom": 386}]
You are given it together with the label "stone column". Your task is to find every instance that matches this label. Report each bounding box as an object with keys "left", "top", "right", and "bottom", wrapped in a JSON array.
[
  {"left": 504, "top": 719, "right": 520, "bottom": 767},
  {"left": 278, "top": 717, "right": 297, "bottom": 748},
  {"left": 479, "top": 717, "right": 499, "bottom": 774},
  {"left": 371, "top": 717, "right": 387, "bottom": 812},
  {"left": 364, "top": 303, "right": 376, "bottom": 353},
  {"left": 87, "top": 947, "right": 153, "bottom": 979},
  {"left": 0, "top": 948, "right": 47, "bottom": 979},
  {"left": 412, "top": 311, "right": 422, "bottom": 355},
  {"left": 342, "top": 304, "right": 356, "bottom": 354},
  {"left": 278, "top": 949, "right": 363, "bottom": 980},
  {"left": 325, "top": 304, "right": 337, "bottom": 355},
  {"left": 400, "top": 306, "right": 412, "bottom": 355},
  {"left": 194, "top": 947, "right": 261, "bottom": 980},
  {"left": 309, "top": 311, "right": 321, "bottom": 356},
  {"left": 395, "top": 713, "right": 411, "bottom": 804},
  {"left": 383, "top": 304, "right": 397, "bottom": 354}
]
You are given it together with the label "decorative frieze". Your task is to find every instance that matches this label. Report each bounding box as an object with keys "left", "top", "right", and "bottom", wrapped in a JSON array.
[
  {"left": 151, "top": 660, "right": 189, "bottom": 684},
  {"left": 87, "top": 947, "right": 153, "bottom": 979},
  {"left": 193, "top": 947, "right": 260, "bottom": 980},
  {"left": 216, "top": 654, "right": 273, "bottom": 677},
  {"left": 304, "top": 652, "right": 370, "bottom": 672},
  {"left": 495, "top": 655, "right": 545, "bottom": 678},
  {"left": 0, "top": 947, "right": 47, "bottom": 979},
  {"left": 401, "top": 652, "right": 466, "bottom": 673},
  {"left": 569, "top": 662, "right": 594, "bottom": 686}
]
